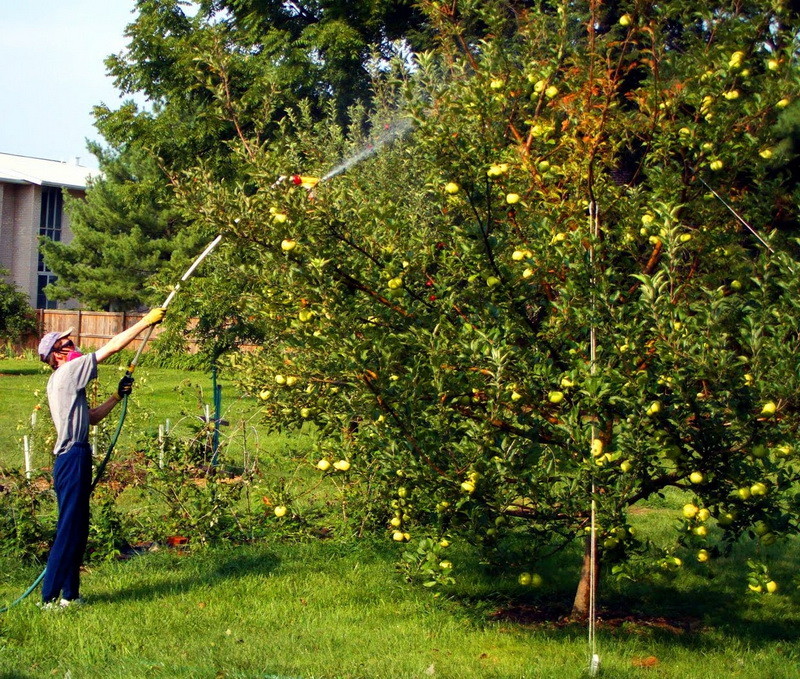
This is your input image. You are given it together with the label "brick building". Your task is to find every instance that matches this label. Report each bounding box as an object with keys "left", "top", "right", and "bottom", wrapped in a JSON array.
[{"left": 0, "top": 152, "right": 99, "bottom": 309}]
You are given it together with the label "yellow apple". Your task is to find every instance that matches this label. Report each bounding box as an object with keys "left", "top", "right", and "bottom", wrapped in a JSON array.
[
  {"left": 717, "top": 511, "right": 735, "bottom": 527},
  {"left": 728, "top": 51, "right": 744, "bottom": 68},
  {"left": 316, "top": 459, "right": 331, "bottom": 471},
  {"left": 444, "top": 182, "right": 460, "bottom": 194},
  {"left": 689, "top": 471, "right": 705, "bottom": 484},
  {"left": 274, "top": 505, "right": 287, "bottom": 517},
  {"left": 333, "top": 460, "right": 351, "bottom": 471},
  {"left": 682, "top": 503, "right": 699, "bottom": 519},
  {"left": 280, "top": 238, "right": 296, "bottom": 251}
]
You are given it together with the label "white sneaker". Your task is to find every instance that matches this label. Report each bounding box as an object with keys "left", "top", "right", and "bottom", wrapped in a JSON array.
[
  {"left": 59, "top": 597, "right": 84, "bottom": 608},
  {"left": 37, "top": 601, "right": 62, "bottom": 611}
]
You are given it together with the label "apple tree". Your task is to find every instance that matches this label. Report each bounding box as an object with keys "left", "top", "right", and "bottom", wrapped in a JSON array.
[{"left": 165, "top": 0, "right": 800, "bottom": 616}]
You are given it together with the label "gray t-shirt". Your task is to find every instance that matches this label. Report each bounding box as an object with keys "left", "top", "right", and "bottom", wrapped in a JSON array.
[{"left": 46, "top": 353, "right": 98, "bottom": 456}]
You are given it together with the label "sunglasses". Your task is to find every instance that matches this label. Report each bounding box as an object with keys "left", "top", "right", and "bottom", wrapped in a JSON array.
[{"left": 54, "top": 340, "right": 75, "bottom": 353}]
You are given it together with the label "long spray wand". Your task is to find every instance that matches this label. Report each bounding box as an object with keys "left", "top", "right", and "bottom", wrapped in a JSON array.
[
  {"left": 126, "top": 234, "right": 224, "bottom": 377},
  {"left": 91, "top": 234, "right": 224, "bottom": 489}
]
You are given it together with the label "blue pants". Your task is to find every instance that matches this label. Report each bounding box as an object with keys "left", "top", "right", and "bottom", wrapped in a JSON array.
[{"left": 41, "top": 442, "right": 92, "bottom": 602}]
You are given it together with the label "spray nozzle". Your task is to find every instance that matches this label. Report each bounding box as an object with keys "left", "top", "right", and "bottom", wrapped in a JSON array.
[{"left": 291, "top": 175, "right": 321, "bottom": 189}]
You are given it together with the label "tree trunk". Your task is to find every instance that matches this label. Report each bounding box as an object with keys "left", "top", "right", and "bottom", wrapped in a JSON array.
[{"left": 571, "top": 534, "right": 599, "bottom": 620}]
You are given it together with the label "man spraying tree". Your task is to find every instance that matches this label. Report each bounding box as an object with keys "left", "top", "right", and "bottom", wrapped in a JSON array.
[{"left": 36, "top": 308, "right": 165, "bottom": 608}]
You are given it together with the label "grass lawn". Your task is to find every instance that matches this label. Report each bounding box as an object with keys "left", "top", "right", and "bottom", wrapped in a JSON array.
[
  {"left": 1, "top": 360, "right": 799, "bottom": 678},
  {"left": 1, "top": 538, "right": 798, "bottom": 679}
]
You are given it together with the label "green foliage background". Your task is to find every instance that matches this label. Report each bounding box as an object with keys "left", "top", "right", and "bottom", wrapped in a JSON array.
[{"left": 0, "top": 269, "right": 36, "bottom": 342}]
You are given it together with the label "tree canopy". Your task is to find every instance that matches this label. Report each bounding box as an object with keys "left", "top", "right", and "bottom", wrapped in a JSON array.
[
  {"left": 41, "top": 144, "right": 181, "bottom": 310},
  {"left": 157, "top": 0, "right": 800, "bottom": 613}
]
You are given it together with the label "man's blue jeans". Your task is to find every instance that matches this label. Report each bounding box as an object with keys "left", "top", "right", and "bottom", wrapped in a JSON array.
[{"left": 41, "top": 442, "right": 92, "bottom": 602}]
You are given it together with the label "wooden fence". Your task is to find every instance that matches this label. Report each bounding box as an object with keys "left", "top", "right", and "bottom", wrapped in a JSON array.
[
  {"left": 16, "top": 309, "right": 170, "bottom": 354},
  {"left": 14, "top": 310, "right": 261, "bottom": 356}
]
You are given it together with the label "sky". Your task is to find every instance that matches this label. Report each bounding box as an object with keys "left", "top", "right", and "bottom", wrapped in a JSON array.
[{"left": 0, "top": 1, "right": 140, "bottom": 169}]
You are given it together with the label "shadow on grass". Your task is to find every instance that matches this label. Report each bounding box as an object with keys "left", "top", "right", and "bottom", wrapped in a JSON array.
[
  {"left": 89, "top": 547, "right": 282, "bottom": 605},
  {"left": 0, "top": 366, "right": 46, "bottom": 377},
  {"left": 445, "top": 536, "right": 800, "bottom": 650}
]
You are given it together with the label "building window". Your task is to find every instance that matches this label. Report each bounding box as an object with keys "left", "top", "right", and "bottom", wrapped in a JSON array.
[{"left": 36, "top": 186, "right": 63, "bottom": 309}]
